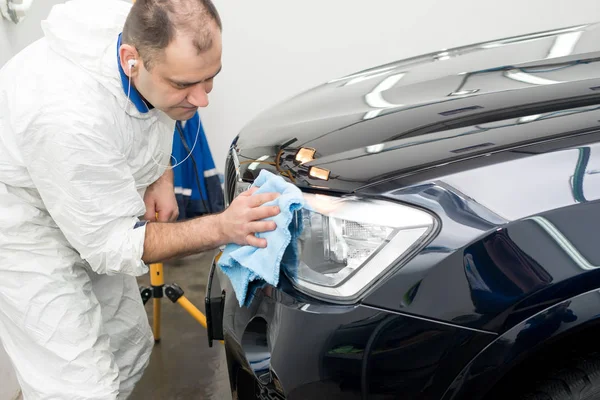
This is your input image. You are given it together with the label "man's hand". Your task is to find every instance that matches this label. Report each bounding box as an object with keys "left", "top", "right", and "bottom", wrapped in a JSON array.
[
  {"left": 217, "top": 187, "right": 281, "bottom": 248},
  {"left": 141, "top": 186, "right": 282, "bottom": 263},
  {"left": 143, "top": 170, "right": 179, "bottom": 222}
]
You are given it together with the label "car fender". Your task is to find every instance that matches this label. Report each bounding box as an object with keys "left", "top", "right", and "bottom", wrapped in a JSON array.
[{"left": 442, "top": 286, "right": 600, "bottom": 400}]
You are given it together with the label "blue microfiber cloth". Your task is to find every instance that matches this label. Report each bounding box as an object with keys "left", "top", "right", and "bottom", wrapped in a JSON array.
[{"left": 217, "top": 170, "right": 305, "bottom": 307}]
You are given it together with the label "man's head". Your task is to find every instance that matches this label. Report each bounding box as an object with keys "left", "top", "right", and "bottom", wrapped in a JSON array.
[{"left": 119, "top": 0, "right": 222, "bottom": 120}]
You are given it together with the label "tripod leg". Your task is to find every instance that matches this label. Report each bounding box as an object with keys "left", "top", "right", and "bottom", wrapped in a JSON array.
[
  {"left": 153, "top": 298, "right": 161, "bottom": 342},
  {"left": 177, "top": 296, "right": 207, "bottom": 329},
  {"left": 164, "top": 284, "right": 207, "bottom": 328},
  {"left": 149, "top": 263, "right": 164, "bottom": 343},
  {"left": 164, "top": 284, "right": 224, "bottom": 344}
]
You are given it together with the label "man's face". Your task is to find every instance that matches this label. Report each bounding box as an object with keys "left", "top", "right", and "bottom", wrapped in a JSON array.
[{"left": 134, "top": 26, "right": 222, "bottom": 121}]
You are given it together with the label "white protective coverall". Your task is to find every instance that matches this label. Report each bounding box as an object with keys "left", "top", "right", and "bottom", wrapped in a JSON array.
[{"left": 0, "top": 0, "right": 175, "bottom": 398}]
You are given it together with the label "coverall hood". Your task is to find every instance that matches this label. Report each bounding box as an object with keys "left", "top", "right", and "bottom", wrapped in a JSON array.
[{"left": 42, "top": 0, "right": 144, "bottom": 117}]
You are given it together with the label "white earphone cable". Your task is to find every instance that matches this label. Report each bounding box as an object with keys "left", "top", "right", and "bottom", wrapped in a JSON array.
[{"left": 126, "top": 61, "right": 201, "bottom": 171}]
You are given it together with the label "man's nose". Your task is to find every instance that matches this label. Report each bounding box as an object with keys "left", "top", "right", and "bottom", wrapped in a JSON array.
[{"left": 187, "top": 84, "right": 209, "bottom": 108}]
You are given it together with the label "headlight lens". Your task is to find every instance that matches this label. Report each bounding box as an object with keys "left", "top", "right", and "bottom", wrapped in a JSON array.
[{"left": 288, "top": 193, "right": 437, "bottom": 303}]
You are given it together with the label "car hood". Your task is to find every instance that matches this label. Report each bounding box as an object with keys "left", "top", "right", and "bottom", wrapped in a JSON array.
[{"left": 233, "top": 22, "right": 600, "bottom": 192}]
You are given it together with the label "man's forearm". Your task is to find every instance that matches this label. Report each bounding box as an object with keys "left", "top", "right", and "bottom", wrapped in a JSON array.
[
  {"left": 142, "top": 214, "right": 225, "bottom": 264},
  {"left": 157, "top": 167, "right": 174, "bottom": 185}
]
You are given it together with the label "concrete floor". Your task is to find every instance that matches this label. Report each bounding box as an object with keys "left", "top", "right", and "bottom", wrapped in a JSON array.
[{"left": 131, "top": 252, "right": 233, "bottom": 400}]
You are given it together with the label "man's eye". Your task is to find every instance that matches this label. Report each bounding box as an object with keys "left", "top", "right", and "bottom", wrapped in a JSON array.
[{"left": 171, "top": 81, "right": 191, "bottom": 89}]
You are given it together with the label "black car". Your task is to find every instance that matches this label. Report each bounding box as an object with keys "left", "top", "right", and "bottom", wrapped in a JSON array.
[{"left": 206, "top": 22, "right": 600, "bottom": 399}]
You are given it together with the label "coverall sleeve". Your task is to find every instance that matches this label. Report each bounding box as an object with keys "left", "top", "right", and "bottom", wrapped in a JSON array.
[{"left": 19, "top": 110, "right": 150, "bottom": 276}]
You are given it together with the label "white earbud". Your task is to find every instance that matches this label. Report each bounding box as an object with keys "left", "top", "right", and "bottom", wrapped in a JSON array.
[{"left": 128, "top": 59, "right": 137, "bottom": 69}]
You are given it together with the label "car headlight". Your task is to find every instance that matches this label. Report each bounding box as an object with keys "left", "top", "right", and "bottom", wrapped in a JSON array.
[
  {"left": 287, "top": 193, "right": 437, "bottom": 303},
  {"left": 234, "top": 180, "right": 251, "bottom": 198}
]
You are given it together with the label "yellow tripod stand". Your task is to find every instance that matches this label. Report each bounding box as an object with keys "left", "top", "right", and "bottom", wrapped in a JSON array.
[
  {"left": 139, "top": 261, "right": 224, "bottom": 345},
  {"left": 139, "top": 262, "right": 211, "bottom": 342}
]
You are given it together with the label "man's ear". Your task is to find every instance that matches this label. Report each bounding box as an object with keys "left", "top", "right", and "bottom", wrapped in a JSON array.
[{"left": 119, "top": 44, "right": 140, "bottom": 77}]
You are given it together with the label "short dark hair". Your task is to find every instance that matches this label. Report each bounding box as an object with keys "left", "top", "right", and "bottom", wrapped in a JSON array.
[{"left": 122, "top": 0, "right": 222, "bottom": 70}]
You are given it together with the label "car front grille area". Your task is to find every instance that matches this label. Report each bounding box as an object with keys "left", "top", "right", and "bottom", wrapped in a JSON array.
[
  {"left": 235, "top": 366, "right": 286, "bottom": 400},
  {"left": 224, "top": 151, "right": 237, "bottom": 206},
  {"left": 255, "top": 382, "right": 285, "bottom": 400}
]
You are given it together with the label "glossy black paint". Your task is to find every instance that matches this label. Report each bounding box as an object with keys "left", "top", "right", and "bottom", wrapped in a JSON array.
[
  {"left": 237, "top": 25, "right": 600, "bottom": 162},
  {"left": 442, "top": 289, "right": 600, "bottom": 400},
  {"left": 215, "top": 266, "right": 496, "bottom": 400},
  {"left": 362, "top": 167, "right": 600, "bottom": 332},
  {"left": 234, "top": 22, "right": 600, "bottom": 193},
  {"left": 212, "top": 22, "right": 600, "bottom": 399}
]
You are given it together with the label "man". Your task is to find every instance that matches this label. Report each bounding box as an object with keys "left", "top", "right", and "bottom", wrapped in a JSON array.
[{"left": 0, "top": 0, "right": 280, "bottom": 398}]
